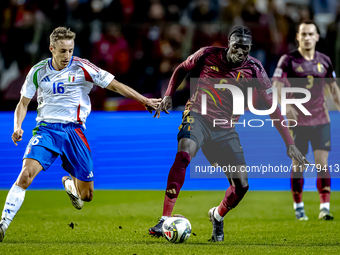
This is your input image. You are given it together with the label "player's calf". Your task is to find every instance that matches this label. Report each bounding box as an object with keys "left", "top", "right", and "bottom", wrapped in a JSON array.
[
  {"left": 208, "top": 183, "right": 249, "bottom": 242},
  {"left": 79, "top": 188, "right": 93, "bottom": 202},
  {"left": 0, "top": 184, "right": 26, "bottom": 242},
  {"left": 218, "top": 184, "right": 249, "bottom": 216},
  {"left": 149, "top": 151, "right": 191, "bottom": 238}
]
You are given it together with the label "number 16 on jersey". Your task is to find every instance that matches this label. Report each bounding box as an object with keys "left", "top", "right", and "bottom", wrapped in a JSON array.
[{"left": 53, "top": 82, "right": 65, "bottom": 94}]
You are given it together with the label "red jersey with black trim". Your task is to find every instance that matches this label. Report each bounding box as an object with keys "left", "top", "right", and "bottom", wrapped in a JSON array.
[
  {"left": 166, "top": 46, "right": 275, "bottom": 129},
  {"left": 272, "top": 50, "right": 336, "bottom": 126}
]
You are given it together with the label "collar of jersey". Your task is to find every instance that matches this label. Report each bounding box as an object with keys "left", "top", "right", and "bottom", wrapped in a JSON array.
[
  {"left": 295, "top": 50, "right": 317, "bottom": 63},
  {"left": 48, "top": 57, "right": 74, "bottom": 71}
]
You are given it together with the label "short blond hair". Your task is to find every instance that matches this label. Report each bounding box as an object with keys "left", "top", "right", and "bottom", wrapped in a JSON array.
[{"left": 50, "top": 27, "right": 76, "bottom": 47}]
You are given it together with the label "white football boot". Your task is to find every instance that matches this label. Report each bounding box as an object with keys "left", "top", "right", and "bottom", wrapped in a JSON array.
[{"left": 62, "top": 176, "right": 83, "bottom": 210}]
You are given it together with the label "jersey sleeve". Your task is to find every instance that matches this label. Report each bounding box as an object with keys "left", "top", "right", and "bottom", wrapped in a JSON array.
[
  {"left": 254, "top": 62, "right": 274, "bottom": 107},
  {"left": 20, "top": 67, "right": 38, "bottom": 99},
  {"left": 164, "top": 47, "right": 207, "bottom": 97},
  {"left": 77, "top": 58, "right": 115, "bottom": 88},
  {"left": 325, "top": 56, "right": 336, "bottom": 84},
  {"left": 255, "top": 62, "right": 294, "bottom": 146},
  {"left": 181, "top": 47, "right": 207, "bottom": 71},
  {"left": 272, "top": 54, "right": 290, "bottom": 86}
]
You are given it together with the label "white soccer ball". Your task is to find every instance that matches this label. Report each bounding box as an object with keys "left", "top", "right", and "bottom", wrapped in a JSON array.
[{"left": 162, "top": 216, "right": 192, "bottom": 243}]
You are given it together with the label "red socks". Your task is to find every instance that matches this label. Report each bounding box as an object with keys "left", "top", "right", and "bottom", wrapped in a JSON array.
[
  {"left": 291, "top": 171, "right": 304, "bottom": 203},
  {"left": 291, "top": 168, "right": 331, "bottom": 204},
  {"left": 217, "top": 185, "right": 249, "bottom": 217},
  {"left": 162, "top": 151, "right": 191, "bottom": 216},
  {"left": 317, "top": 168, "right": 331, "bottom": 204}
]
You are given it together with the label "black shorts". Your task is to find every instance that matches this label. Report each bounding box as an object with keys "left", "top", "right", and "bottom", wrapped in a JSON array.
[
  {"left": 177, "top": 111, "right": 246, "bottom": 166},
  {"left": 289, "top": 123, "right": 331, "bottom": 156}
]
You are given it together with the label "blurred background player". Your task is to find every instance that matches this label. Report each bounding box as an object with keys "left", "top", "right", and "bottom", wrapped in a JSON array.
[
  {"left": 0, "top": 27, "right": 160, "bottom": 242},
  {"left": 273, "top": 20, "right": 340, "bottom": 221},
  {"left": 149, "top": 26, "right": 308, "bottom": 242}
]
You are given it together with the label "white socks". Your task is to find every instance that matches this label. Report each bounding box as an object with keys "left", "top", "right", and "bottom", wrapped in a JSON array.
[
  {"left": 320, "top": 202, "right": 330, "bottom": 210},
  {"left": 294, "top": 202, "right": 330, "bottom": 211},
  {"left": 294, "top": 202, "right": 304, "bottom": 210},
  {"left": 214, "top": 207, "right": 224, "bottom": 222},
  {"left": 1, "top": 185, "right": 26, "bottom": 229}
]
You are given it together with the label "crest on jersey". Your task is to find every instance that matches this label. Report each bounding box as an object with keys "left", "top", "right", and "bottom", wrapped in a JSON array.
[
  {"left": 68, "top": 72, "right": 76, "bottom": 82},
  {"left": 296, "top": 66, "right": 304, "bottom": 72},
  {"left": 236, "top": 71, "right": 245, "bottom": 82},
  {"left": 317, "top": 63, "right": 324, "bottom": 73}
]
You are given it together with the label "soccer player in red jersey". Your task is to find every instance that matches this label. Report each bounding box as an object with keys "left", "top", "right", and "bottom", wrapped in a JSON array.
[
  {"left": 149, "top": 26, "right": 308, "bottom": 241},
  {"left": 273, "top": 21, "right": 340, "bottom": 221}
]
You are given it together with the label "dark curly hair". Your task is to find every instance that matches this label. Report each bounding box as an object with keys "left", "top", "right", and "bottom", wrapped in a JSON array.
[{"left": 228, "top": 26, "right": 252, "bottom": 41}]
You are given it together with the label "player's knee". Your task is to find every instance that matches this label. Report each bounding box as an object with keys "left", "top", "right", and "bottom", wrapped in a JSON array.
[
  {"left": 231, "top": 170, "right": 248, "bottom": 190},
  {"left": 239, "top": 175, "right": 248, "bottom": 188},
  {"left": 80, "top": 189, "right": 93, "bottom": 202},
  {"left": 16, "top": 169, "right": 34, "bottom": 189},
  {"left": 235, "top": 184, "right": 249, "bottom": 197},
  {"left": 178, "top": 139, "right": 196, "bottom": 159},
  {"left": 232, "top": 175, "right": 249, "bottom": 196},
  {"left": 315, "top": 159, "right": 328, "bottom": 169}
]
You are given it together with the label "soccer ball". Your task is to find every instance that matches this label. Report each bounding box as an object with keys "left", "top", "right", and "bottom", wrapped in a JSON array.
[{"left": 162, "top": 215, "right": 191, "bottom": 243}]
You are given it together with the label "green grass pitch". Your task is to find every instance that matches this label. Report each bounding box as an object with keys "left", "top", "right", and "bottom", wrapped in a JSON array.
[{"left": 0, "top": 190, "right": 339, "bottom": 254}]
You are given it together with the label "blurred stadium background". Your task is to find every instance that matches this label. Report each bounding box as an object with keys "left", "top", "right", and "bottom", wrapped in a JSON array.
[{"left": 1, "top": 0, "right": 340, "bottom": 191}]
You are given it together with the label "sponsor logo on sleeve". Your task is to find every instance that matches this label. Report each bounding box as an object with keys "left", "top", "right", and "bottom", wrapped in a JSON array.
[
  {"left": 100, "top": 72, "right": 109, "bottom": 82},
  {"left": 273, "top": 68, "right": 283, "bottom": 77},
  {"left": 266, "top": 88, "right": 273, "bottom": 94}
]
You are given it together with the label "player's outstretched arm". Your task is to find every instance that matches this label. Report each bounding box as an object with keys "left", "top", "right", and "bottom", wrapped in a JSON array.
[
  {"left": 260, "top": 80, "right": 308, "bottom": 166},
  {"left": 106, "top": 79, "right": 161, "bottom": 113},
  {"left": 268, "top": 106, "right": 310, "bottom": 166},
  {"left": 153, "top": 96, "right": 172, "bottom": 118},
  {"left": 154, "top": 63, "right": 190, "bottom": 118},
  {"left": 286, "top": 144, "right": 310, "bottom": 166},
  {"left": 328, "top": 81, "right": 340, "bottom": 112},
  {"left": 273, "top": 80, "right": 298, "bottom": 120},
  {"left": 12, "top": 96, "right": 31, "bottom": 146}
]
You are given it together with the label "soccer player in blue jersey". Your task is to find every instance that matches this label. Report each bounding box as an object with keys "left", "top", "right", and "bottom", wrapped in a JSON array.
[{"left": 0, "top": 27, "right": 161, "bottom": 242}]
